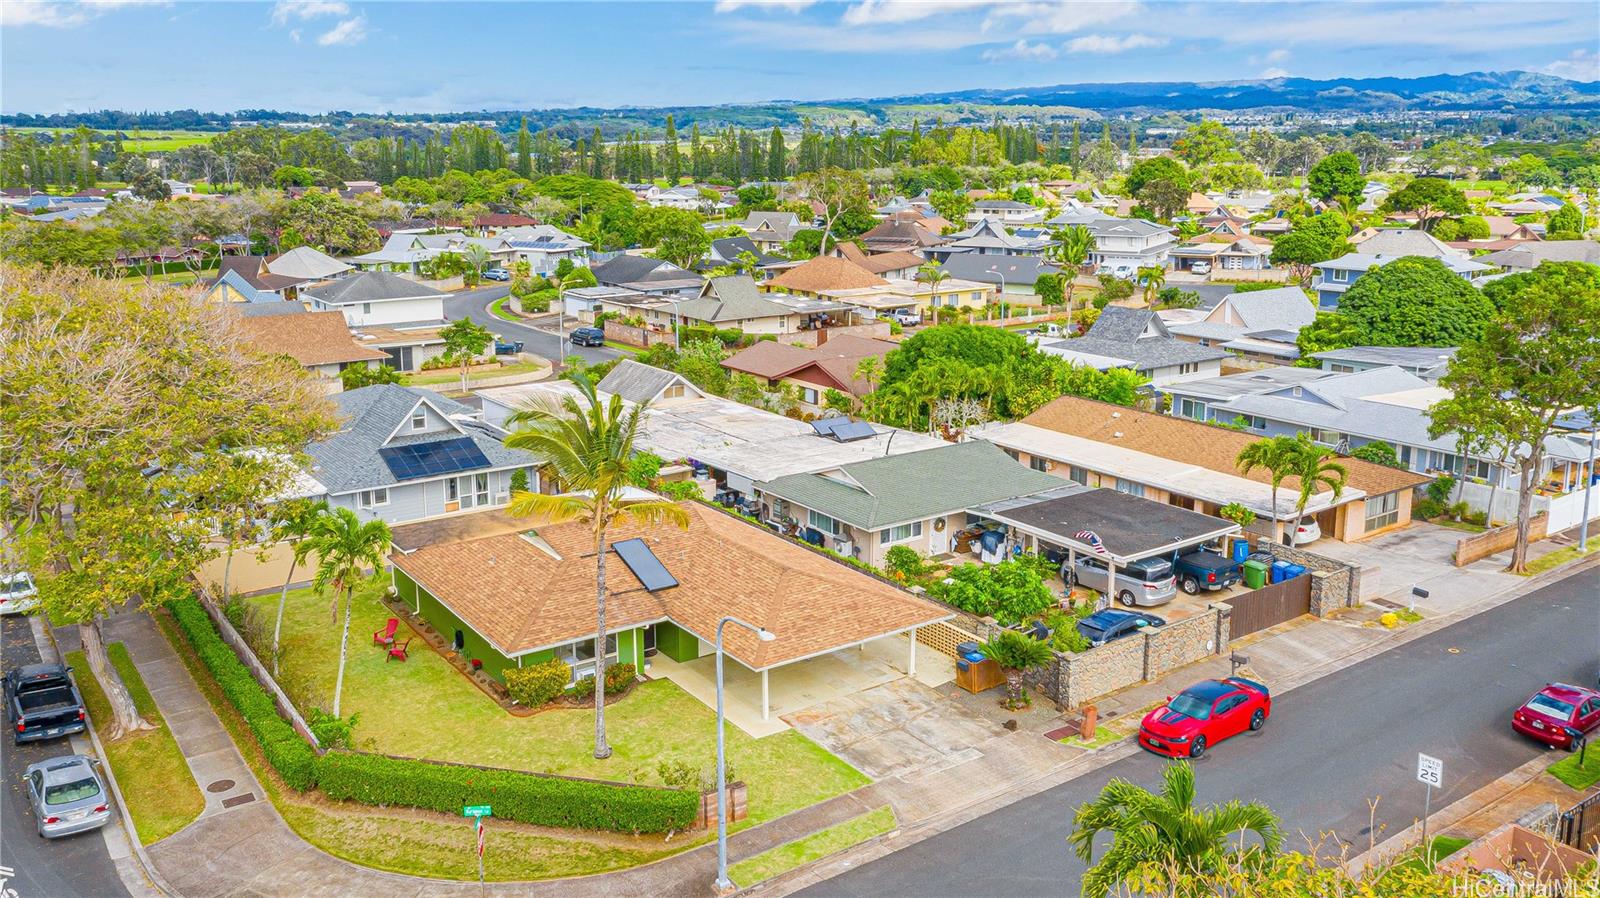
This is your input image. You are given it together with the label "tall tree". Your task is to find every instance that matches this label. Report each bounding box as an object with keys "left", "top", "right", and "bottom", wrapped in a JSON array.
[
  {"left": 1429, "top": 262, "right": 1600, "bottom": 572},
  {"left": 1047, "top": 224, "right": 1095, "bottom": 310},
  {"left": 1285, "top": 435, "right": 1348, "bottom": 539},
  {"left": 505, "top": 376, "right": 690, "bottom": 759},
  {"left": 767, "top": 126, "right": 786, "bottom": 180},
  {"left": 1069, "top": 120, "right": 1081, "bottom": 177},
  {"left": 1334, "top": 256, "right": 1495, "bottom": 347},
  {"left": 439, "top": 318, "right": 494, "bottom": 392},
  {"left": 308, "top": 508, "right": 392, "bottom": 717},
  {"left": 1236, "top": 435, "right": 1303, "bottom": 542},
  {"left": 1306, "top": 151, "right": 1365, "bottom": 205},
  {"left": 1, "top": 264, "right": 332, "bottom": 738},
  {"left": 515, "top": 117, "right": 533, "bottom": 179},
  {"left": 663, "top": 115, "right": 681, "bottom": 182},
  {"left": 1070, "top": 762, "right": 1282, "bottom": 898},
  {"left": 793, "top": 166, "right": 869, "bottom": 256},
  {"left": 1382, "top": 177, "right": 1467, "bottom": 232}
]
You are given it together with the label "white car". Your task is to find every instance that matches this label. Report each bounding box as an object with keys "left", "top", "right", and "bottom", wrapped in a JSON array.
[
  {"left": 0, "top": 572, "right": 38, "bottom": 615},
  {"left": 1191, "top": 261, "right": 1212, "bottom": 275},
  {"left": 1111, "top": 265, "right": 1135, "bottom": 280},
  {"left": 887, "top": 309, "right": 922, "bottom": 327},
  {"left": 1291, "top": 516, "right": 1321, "bottom": 545}
]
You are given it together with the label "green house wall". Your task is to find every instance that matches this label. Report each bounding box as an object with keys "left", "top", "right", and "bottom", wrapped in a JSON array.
[{"left": 654, "top": 621, "right": 701, "bottom": 663}]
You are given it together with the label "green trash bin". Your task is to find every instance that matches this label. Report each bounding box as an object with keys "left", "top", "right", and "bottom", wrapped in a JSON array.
[{"left": 1241, "top": 559, "right": 1268, "bottom": 589}]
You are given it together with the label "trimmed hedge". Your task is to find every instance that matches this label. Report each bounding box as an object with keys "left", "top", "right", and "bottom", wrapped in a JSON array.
[
  {"left": 168, "top": 598, "right": 318, "bottom": 790},
  {"left": 317, "top": 751, "right": 697, "bottom": 834},
  {"left": 504, "top": 658, "right": 570, "bottom": 707}
]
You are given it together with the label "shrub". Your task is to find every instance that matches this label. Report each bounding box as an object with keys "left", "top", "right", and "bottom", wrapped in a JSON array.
[
  {"left": 504, "top": 658, "right": 571, "bottom": 707},
  {"left": 714, "top": 328, "right": 743, "bottom": 346},
  {"left": 884, "top": 545, "right": 931, "bottom": 584},
  {"left": 307, "top": 708, "right": 358, "bottom": 750},
  {"left": 1218, "top": 502, "right": 1257, "bottom": 528},
  {"left": 569, "top": 675, "right": 596, "bottom": 700},
  {"left": 509, "top": 468, "right": 529, "bottom": 494},
  {"left": 604, "top": 662, "right": 636, "bottom": 695},
  {"left": 1426, "top": 476, "right": 1455, "bottom": 505},
  {"left": 658, "top": 758, "right": 736, "bottom": 792},
  {"left": 315, "top": 751, "right": 697, "bottom": 833},
  {"left": 169, "top": 598, "right": 318, "bottom": 790},
  {"left": 929, "top": 558, "right": 1055, "bottom": 625},
  {"left": 657, "top": 479, "right": 703, "bottom": 501}
]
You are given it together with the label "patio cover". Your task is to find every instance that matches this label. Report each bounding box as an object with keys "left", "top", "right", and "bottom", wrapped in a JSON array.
[{"left": 971, "top": 486, "right": 1239, "bottom": 564}]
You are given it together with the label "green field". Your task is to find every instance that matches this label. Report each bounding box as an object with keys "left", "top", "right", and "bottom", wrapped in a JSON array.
[{"left": 10, "top": 127, "right": 215, "bottom": 152}]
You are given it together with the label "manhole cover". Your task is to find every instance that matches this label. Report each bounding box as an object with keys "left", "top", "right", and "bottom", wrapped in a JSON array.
[
  {"left": 221, "top": 793, "right": 256, "bottom": 809},
  {"left": 206, "top": 779, "right": 236, "bottom": 794}
]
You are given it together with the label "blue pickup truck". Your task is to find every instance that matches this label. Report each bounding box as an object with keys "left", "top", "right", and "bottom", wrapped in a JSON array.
[
  {"left": 6, "top": 663, "right": 87, "bottom": 744},
  {"left": 1171, "top": 549, "right": 1241, "bottom": 595}
]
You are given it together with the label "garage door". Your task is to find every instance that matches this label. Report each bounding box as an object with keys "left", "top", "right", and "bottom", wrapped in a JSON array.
[{"left": 1228, "top": 575, "right": 1312, "bottom": 638}]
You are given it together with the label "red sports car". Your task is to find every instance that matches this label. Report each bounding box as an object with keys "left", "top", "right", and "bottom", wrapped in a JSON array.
[
  {"left": 1512, "top": 683, "right": 1600, "bottom": 749},
  {"left": 1138, "top": 677, "right": 1271, "bottom": 759}
]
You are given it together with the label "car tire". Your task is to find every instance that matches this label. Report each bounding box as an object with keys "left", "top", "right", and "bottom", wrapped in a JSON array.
[
  {"left": 1181, "top": 577, "right": 1200, "bottom": 595},
  {"left": 1250, "top": 709, "right": 1265, "bottom": 731},
  {"left": 1189, "top": 736, "right": 1207, "bottom": 759},
  {"left": 1118, "top": 590, "right": 1136, "bottom": 607}
]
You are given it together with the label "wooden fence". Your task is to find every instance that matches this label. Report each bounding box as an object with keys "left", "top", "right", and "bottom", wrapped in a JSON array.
[{"left": 1226, "top": 575, "right": 1312, "bottom": 639}]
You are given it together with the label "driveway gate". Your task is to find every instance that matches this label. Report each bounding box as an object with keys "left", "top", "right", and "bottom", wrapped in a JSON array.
[
  {"left": 1227, "top": 575, "right": 1312, "bottom": 638},
  {"left": 1559, "top": 790, "right": 1600, "bottom": 851}
]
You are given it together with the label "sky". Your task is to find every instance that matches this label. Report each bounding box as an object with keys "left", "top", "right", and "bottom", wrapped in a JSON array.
[{"left": 2, "top": 0, "right": 1597, "bottom": 115}]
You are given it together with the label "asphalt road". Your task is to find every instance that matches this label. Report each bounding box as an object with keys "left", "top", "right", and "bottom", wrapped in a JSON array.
[
  {"left": 443, "top": 284, "right": 622, "bottom": 367},
  {"left": 799, "top": 566, "right": 1600, "bottom": 898},
  {"left": 0, "top": 615, "right": 130, "bottom": 898}
]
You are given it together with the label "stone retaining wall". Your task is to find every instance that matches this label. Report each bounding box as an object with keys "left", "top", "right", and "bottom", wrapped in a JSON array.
[
  {"left": 1454, "top": 512, "right": 1549, "bottom": 567},
  {"left": 1258, "top": 542, "right": 1361, "bottom": 615},
  {"left": 1022, "top": 605, "right": 1229, "bottom": 709}
]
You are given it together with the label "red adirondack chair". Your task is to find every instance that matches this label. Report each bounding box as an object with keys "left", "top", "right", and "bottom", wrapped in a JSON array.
[
  {"left": 387, "top": 637, "right": 411, "bottom": 663},
  {"left": 373, "top": 618, "right": 398, "bottom": 647}
]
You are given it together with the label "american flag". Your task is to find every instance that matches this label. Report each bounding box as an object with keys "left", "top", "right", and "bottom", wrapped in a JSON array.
[{"left": 1076, "top": 530, "right": 1108, "bottom": 556}]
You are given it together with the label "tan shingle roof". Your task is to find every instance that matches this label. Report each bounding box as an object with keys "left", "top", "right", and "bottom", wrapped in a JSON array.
[
  {"left": 721, "top": 335, "right": 897, "bottom": 395},
  {"left": 1021, "top": 396, "right": 1429, "bottom": 497},
  {"left": 390, "top": 502, "right": 950, "bottom": 668},
  {"left": 767, "top": 256, "right": 889, "bottom": 293},
  {"left": 236, "top": 310, "right": 388, "bottom": 366}
]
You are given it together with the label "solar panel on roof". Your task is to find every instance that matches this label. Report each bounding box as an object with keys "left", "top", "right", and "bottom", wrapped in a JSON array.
[
  {"left": 612, "top": 538, "right": 678, "bottom": 592},
  {"left": 378, "top": 437, "right": 491, "bottom": 481},
  {"left": 811, "top": 416, "right": 849, "bottom": 437},
  {"left": 831, "top": 421, "right": 878, "bottom": 442}
]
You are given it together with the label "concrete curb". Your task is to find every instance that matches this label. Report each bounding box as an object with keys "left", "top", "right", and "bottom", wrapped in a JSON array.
[
  {"left": 746, "top": 551, "right": 1600, "bottom": 898},
  {"left": 36, "top": 617, "right": 178, "bottom": 898}
]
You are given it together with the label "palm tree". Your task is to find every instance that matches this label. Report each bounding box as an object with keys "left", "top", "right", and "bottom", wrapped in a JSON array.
[
  {"left": 308, "top": 507, "right": 392, "bottom": 718},
  {"left": 979, "top": 630, "right": 1052, "bottom": 710},
  {"left": 1138, "top": 265, "right": 1167, "bottom": 304},
  {"left": 504, "top": 375, "right": 690, "bottom": 760},
  {"left": 852, "top": 355, "right": 885, "bottom": 395},
  {"left": 461, "top": 243, "right": 491, "bottom": 283},
  {"left": 1048, "top": 225, "right": 1095, "bottom": 311},
  {"left": 1070, "top": 762, "right": 1282, "bottom": 898},
  {"left": 267, "top": 498, "right": 329, "bottom": 678},
  {"left": 916, "top": 261, "right": 950, "bottom": 323},
  {"left": 1235, "top": 435, "right": 1302, "bottom": 544},
  {"left": 1286, "top": 434, "right": 1348, "bottom": 539}
]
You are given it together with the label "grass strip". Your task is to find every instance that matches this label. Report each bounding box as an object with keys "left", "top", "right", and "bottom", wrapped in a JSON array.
[
  {"left": 1548, "top": 747, "right": 1600, "bottom": 790},
  {"left": 1522, "top": 541, "right": 1600, "bottom": 577},
  {"left": 66, "top": 643, "right": 204, "bottom": 844},
  {"left": 729, "top": 806, "right": 896, "bottom": 888}
]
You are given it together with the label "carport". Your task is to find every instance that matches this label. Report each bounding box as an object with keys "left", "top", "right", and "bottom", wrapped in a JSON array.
[{"left": 970, "top": 485, "right": 1240, "bottom": 593}]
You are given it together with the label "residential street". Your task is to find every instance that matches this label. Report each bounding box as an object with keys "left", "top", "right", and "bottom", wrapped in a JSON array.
[
  {"left": 0, "top": 615, "right": 131, "bottom": 898},
  {"left": 443, "top": 284, "right": 622, "bottom": 366},
  {"left": 797, "top": 565, "right": 1600, "bottom": 898}
]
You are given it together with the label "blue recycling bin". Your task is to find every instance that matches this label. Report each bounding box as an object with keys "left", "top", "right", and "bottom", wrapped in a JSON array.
[
  {"left": 1231, "top": 539, "right": 1250, "bottom": 564},
  {"left": 1270, "top": 560, "right": 1291, "bottom": 584},
  {"left": 1285, "top": 563, "right": 1307, "bottom": 579}
]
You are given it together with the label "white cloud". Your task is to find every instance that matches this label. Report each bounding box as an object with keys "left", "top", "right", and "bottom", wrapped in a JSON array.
[
  {"left": 270, "top": 0, "right": 348, "bottom": 26},
  {"left": 317, "top": 15, "right": 367, "bottom": 46},
  {"left": 2, "top": 0, "right": 162, "bottom": 28},
  {"left": 1259, "top": 67, "right": 1290, "bottom": 79},
  {"left": 994, "top": 1, "right": 1141, "bottom": 36},
  {"left": 842, "top": 0, "right": 1003, "bottom": 26},
  {"left": 1065, "top": 33, "right": 1165, "bottom": 54},
  {"left": 1543, "top": 48, "right": 1600, "bottom": 82},
  {"left": 713, "top": 0, "right": 816, "bottom": 11},
  {"left": 289, "top": 28, "right": 301, "bottom": 42},
  {"left": 982, "top": 39, "right": 1059, "bottom": 63},
  {"left": 1265, "top": 48, "right": 1289, "bottom": 63}
]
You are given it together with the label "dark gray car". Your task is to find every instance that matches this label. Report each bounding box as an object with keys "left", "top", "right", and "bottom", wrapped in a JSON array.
[{"left": 23, "top": 754, "right": 112, "bottom": 838}]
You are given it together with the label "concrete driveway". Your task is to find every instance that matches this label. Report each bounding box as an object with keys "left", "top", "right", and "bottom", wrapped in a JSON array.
[
  {"left": 786, "top": 676, "right": 1007, "bottom": 782},
  {"left": 1310, "top": 522, "right": 1521, "bottom": 615}
]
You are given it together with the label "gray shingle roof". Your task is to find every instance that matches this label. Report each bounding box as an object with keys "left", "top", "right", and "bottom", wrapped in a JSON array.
[
  {"left": 1352, "top": 228, "right": 1464, "bottom": 259},
  {"left": 1309, "top": 346, "right": 1459, "bottom": 369},
  {"left": 596, "top": 360, "right": 692, "bottom": 404},
  {"left": 756, "top": 440, "right": 1062, "bottom": 530},
  {"left": 1479, "top": 241, "right": 1600, "bottom": 270},
  {"left": 302, "top": 271, "right": 447, "bottom": 305},
  {"left": 936, "top": 254, "right": 1062, "bottom": 286},
  {"left": 672, "top": 276, "right": 798, "bottom": 323},
  {"left": 305, "top": 385, "right": 535, "bottom": 494},
  {"left": 1048, "top": 306, "right": 1230, "bottom": 371}
]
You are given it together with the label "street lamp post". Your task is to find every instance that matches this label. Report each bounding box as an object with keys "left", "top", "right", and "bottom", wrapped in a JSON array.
[
  {"left": 1581, "top": 424, "right": 1597, "bottom": 553},
  {"left": 985, "top": 266, "right": 1006, "bottom": 321},
  {"left": 714, "top": 615, "right": 774, "bottom": 893}
]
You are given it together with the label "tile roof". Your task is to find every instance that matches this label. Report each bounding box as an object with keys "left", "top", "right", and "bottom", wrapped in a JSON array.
[
  {"left": 236, "top": 310, "right": 389, "bottom": 367},
  {"left": 389, "top": 502, "right": 951, "bottom": 666},
  {"left": 1017, "top": 396, "right": 1428, "bottom": 497},
  {"left": 767, "top": 256, "right": 889, "bottom": 293},
  {"left": 757, "top": 440, "right": 1062, "bottom": 530}
]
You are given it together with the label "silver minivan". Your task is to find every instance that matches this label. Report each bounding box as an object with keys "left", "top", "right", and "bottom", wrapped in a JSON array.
[
  {"left": 1062, "top": 555, "right": 1177, "bottom": 608},
  {"left": 24, "top": 754, "right": 112, "bottom": 838}
]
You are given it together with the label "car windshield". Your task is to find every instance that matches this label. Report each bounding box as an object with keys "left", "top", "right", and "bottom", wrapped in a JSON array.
[
  {"left": 44, "top": 776, "right": 101, "bottom": 805},
  {"left": 1168, "top": 692, "right": 1212, "bottom": 720},
  {"left": 1526, "top": 695, "right": 1576, "bottom": 719}
]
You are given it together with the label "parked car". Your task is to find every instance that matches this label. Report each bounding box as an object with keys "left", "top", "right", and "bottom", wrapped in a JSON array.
[
  {"left": 887, "top": 309, "right": 921, "bottom": 327},
  {"left": 1, "top": 571, "right": 39, "bottom": 615},
  {"left": 23, "top": 754, "right": 111, "bottom": 839},
  {"left": 1139, "top": 676, "right": 1272, "bottom": 759},
  {"left": 1291, "top": 516, "right": 1321, "bottom": 545},
  {"left": 1512, "top": 683, "right": 1600, "bottom": 750},
  {"left": 570, "top": 327, "right": 606, "bottom": 347},
  {"left": 1111, "top": 264, "right": 1135, "bottom": 280},
  {"left": 1172, "top": 550, "right": 1241, "bottom": 595},
  {"left": 1191, "top": 261, "right": 1212, "bottom": 275},
  {"left": 1021, "top": 323, "right": 1067, "bottom": 339},
  {"left": 481, "top": 268, "right": 511, "bottom": 281},
  {"left": 5, "top": 663, "right": 87, "bottom": 744},
  {"left": 1076, "top": 609, "right": 1166, "bottom": 647},
  {"left": 493, "top": 336, "right": 524, "bottom": 355},
  {"left": 1062, "top": 555, "right": 1176, "bottom": 607}
]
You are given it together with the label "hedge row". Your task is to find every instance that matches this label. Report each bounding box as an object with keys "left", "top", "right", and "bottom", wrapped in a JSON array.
[
  {"left": 168, "top": 598, "right": 318, "bottom": 790},
  {"left": 317, "top": 750, "right": 697, "bottom": 834}
]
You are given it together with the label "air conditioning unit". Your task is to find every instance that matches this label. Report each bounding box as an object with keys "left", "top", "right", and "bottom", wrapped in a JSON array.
[{"left": 832, "top": 538, "right": 854, "bottom": 557}]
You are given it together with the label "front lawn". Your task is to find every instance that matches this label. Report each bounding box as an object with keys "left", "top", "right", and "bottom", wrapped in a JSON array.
[
  {"left": 401, "top": 359, "right": 545, "bottom": 386},
  {"left": 1548, "top": 747, "right": 1600, "bottom": 790},
  {"left": 67, "top": 643, "right": 204, "bottom": 844},
  {"left": 249, "top": 578, "right": 868, "bottom": 826},
  {"left": 730, "top": 805, "right": 896, "bottom": 888}
]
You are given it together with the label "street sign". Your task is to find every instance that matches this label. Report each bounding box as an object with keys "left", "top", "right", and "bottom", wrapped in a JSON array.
[
  {"left": 476, "top": 816, "right": 486, "bottom": 858},
  {"left": 1416, "top": 754, "right": 1444, "bottom": 788},
  {"left": 463, "top": 804, "right": 492, "bottom": 817}
]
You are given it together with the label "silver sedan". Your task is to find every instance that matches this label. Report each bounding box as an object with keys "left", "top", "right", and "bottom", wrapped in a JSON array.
[{"left": 23, "top": 754, "right": 112, "bottom": 839}]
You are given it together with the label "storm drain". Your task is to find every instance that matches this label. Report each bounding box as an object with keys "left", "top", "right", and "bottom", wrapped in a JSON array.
[
  {"left": 205, "top": 779, "right": 236, "bottom": 794},
  {"left": 221, "top": 793, "right": 257, "bottom": 809}
]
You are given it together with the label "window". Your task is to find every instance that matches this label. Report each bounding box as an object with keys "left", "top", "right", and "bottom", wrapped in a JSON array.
[
  {"left": 1178, "top": 398, "right": 1208, "bottom": 420},
  {"left": 1114, "top": 478, "right": 1146, "bottom": 498},
  {"left": 362, "top": 302, "right": 373, "bottom": 315},
  {"left": 1330, "top": 363, "right": 1356, "bottom": 373},
  {"left": 807, "top": 509, "right": 841, "bottom": 535},
  {"left": 474, "top": 472, "right": 489, "bottom": 506},
  {"left": 879, "top": 521, "right": 924, "bottom": 544},
  {"left": 1177, "top": 362, "right": 1199, "bottom": 375},
  {"left": 1291, "top": 387, "right": 1303, "bottom": 397},
  {"left": 1068, "top": 465, "right": 1089, "bottom": 485},
  {"left": 1463, "top": 458, "right": 1492, "bottom": 480},
  {"left": 663, "top": 384, "right": 686, "bottom": 399},
  {"left": 1246, "top": 416, "right": 1266, "bottom": 430},
  {"left": 359, "top": 488, "right": 389, "bottom": 508},
  {"left": 1002, "top": 448, "right": 1020, "bottom": 461},
  {"left": 800, "top": 387, "right": 818, "bottom": 405},
  {"left": 1310, "top": 428, "right": 1343, "bottom": 445},
  {"left": 1329, "top": 269, "right": 1348, "bottom": 283},
  {"left": 1364, "top": 492, "right": 1399, "bottom": 532},
  {"left": 1029, "top": 455, "right": 1049, "bottom": 472},
  {"left": 410, "top": 411, "right": 427, "bottom": 430}
]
